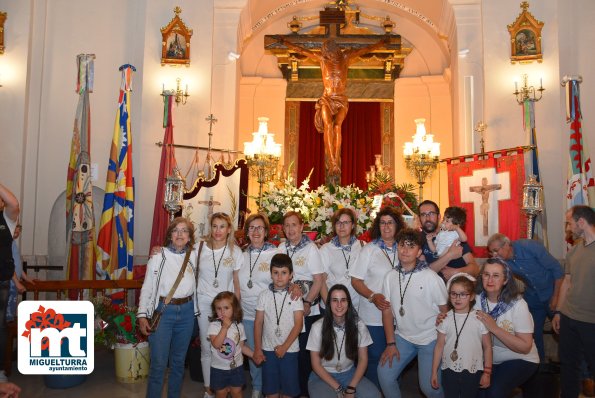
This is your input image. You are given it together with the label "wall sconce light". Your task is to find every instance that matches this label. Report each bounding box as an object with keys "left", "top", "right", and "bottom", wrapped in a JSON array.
[
  {"left": 161, "top": 77, "right": 189, "bottom": 106},
  {"left": 227, "top": 51, "right": 240, "bottom": 61},
  {"left": 513, "top": 73, "right": 544, "bottom": 104}
]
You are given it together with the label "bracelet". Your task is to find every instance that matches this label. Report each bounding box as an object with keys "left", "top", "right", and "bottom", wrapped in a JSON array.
[
  {"left": 345, "top": 385, "right": 356, "bottom": 393},
  {"left": 303, "top": 299, "right": 312, "bottom": 305},
  {"left": 386, "top": 342, "right": 396, "bottom": 346},
  {"left": 334, "top": 385, "right": 344, "bottom": 393},
  {"left": 368, "top": 293, "right": 376, "bottom": 303},
  {"left": 553, "top": 310, "right": 561, "bottom": 315}
]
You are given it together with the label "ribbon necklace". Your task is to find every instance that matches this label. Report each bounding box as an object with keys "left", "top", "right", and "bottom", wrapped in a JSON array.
[
  {"left": 273, "top": 287, "right": 290, "bottom": 338},
  {"left": 211, "top": 244, "right": 227, "bottom": 288},
  {"left": 450, "top": 309, "right": 471, "bottom": 362},
  {"left": 247, "top": 246, "right": 263, "bottom": 289},
  {"left": 332, "top": 322, "right": 347, "bottom": 372},
  {"left": 228, "top": 322, "right": 241, "bottom": 369},
  {"left": 397, "top": 266, "right": 414, "bottom": 317}
]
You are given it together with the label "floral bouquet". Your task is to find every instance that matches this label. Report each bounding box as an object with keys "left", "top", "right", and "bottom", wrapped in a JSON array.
[
  {"left": 92, "top": 296, "right": 147, "bottom": 348},
  {"left": 367, "top": 174, "right": 419, "bottom": 218},
  {"left": 258, "top": 171, "right": 315, "bottom": 224},
  {"left": 308, "top": 184, "right": 374, "bottom": 238}
]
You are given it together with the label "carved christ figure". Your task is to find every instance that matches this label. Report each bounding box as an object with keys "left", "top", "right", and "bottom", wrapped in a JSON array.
[
  {"left": 469, "top": 177, "right": 502, "bottom": 236},
  {"left": 277, "top": 36, "right": 388, "bottom": 182}
]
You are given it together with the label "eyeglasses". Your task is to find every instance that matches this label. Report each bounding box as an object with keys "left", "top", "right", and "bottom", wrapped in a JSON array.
[
  {"left": 248, "top": 226, "right": 265, "bottom": 232},
  {"left": 336, "top": 220, "right": 353, "bottom": 227},
  {"left": 488, "top": 242, "right": 507, "bottom": 256},
  {"left": 379, "top": 220, "right": 395, "bottom": 226},
  {"left": 449, "top": 292, "right": 471, "bottom": 299},
  {"left": 419, "top": 211, "right": 438, "bottom": 218},
  {"left": 482, "top": 272, "right": 503, "bottom": 280},
  {"left": 172, "top": 228, "right": 190, "bottom": 235}
]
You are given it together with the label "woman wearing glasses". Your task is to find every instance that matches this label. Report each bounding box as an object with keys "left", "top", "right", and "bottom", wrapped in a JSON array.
[
  {"left": 138, "top": 217, "right": 199, "bottom": 398},
  {"left": 350, "top": 206, "right": 406, "bottom": 388},
  {"left": 319, "top": 208, "right": 364, "bottom": 309},
  {"left": 475, "top": 258, "right": 539, "bottom": 398},
  {"left": 196, "top": 212, "right": 244, "bottom": 398},
  {"left": 238, "top": 213, "right": 280, "bottom": 398}
]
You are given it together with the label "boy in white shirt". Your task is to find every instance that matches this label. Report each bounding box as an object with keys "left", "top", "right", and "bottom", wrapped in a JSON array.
[{"left": 254, "top": 253, "right": 304, "bottom": 398}]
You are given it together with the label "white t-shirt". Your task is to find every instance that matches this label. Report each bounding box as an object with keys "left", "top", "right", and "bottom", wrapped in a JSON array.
[
  {"left": 256, "top": 288, "right": 304, "bottom": 352},
  {"left": 239, "top": 246, "right": 280, "bottom": 320},
  {"left": 207, "top": 321, "right": 246, "bottom": 370},
  {"left": 382, "top": 267, "right": 447, "bottom": 345},
  {"left": 473, "top": 299, "right": 540, "bottom": 364},
  {"left": 306, "top": 318, "right": 372, "bottom": 373},
  {"left": 283, "top": 241, "right": 325, "bottom": 316},
  {"left": 437, "top": 310, "right": 488, "bottom": 373},
  {"left": 320, "top": 239, "right": 364, "bottom": 309},
  {"left": 350, "top": 242, "right": 397, "bottom": 326},
  {"left": 197, "top": 243, "right": 243, "bottom": 302},
  {"left": 434, "top": 230, "right": 459, "bottom": 256}
]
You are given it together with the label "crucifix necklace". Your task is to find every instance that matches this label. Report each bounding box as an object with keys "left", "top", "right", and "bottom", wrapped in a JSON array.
[
  {"left": 211, "top": 244, "right": 227, "bottom": 288},
  {"left": 229, "top": 322, "right": 241, "bottom": 369},
  {"left": 450, "top": 309, "right": 471, "bottom": 362},
  {"left": 340, "top": 247, "right": 351, "bottom": 280},
  {"left": 397, "top": 268, "right": 414, "bottom": 317},
  {"left": 247, "top": 247, "right": 263, "bottom": 289},
  {"left": 332, "top": 323, "right": 346, "bottom": 372},
  {"left": 273, "top": 289, "right": 289, "bottom": 337}
]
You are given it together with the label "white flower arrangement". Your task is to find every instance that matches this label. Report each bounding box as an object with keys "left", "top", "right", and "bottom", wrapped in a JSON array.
[{"left": 258, "top": 173, "right": 314, "bottom": 225}]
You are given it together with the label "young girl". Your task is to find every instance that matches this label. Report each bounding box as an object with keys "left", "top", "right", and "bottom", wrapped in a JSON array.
[
  {"left": 431, "top": 273, "right": 492, "bottom": 398},
  {"left": 208, "top": 291, "right": 259, "bottom": 398},
  {"left": 306, "top": 284, "right": 381, "bottom": 398}
]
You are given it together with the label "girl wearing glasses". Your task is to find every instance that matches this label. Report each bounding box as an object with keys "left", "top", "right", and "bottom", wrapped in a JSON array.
[
  {"left": 319, "top": 208, "right": 364, "bottom": 309},
  {"left": 238, "top": 213, "right": 281, "bottom": 398},
  {"left": 197, "top": 212, "right": 244, "bottom": 398},
  {"left": 431, "top": 273, "right": 492, "bottom": 397}
]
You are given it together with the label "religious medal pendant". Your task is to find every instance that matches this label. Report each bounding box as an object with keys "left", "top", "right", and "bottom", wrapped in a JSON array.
[
  {"left": 230, "top": 358, "right": 237, "bottom": 369},
  {"left": 345, "top": 270, "right": 350, "bottom": 280},
  {"left": 247, "top": 279, "right": 253, "bottom": 289},
  {"left": 275, "top": 326, "right": 282, "bottom": 337},
  {"left": 213, "top": 279, "right": 219, "bottom": 288},
  {"left": 450, "top": 350, "right": 458, "bottom": 362},
  {"left": 399, "top": 306, "right": 405, "bottom": 317},
  {"left": 336, "top": 364, "right": 342, "bottom": 372}
]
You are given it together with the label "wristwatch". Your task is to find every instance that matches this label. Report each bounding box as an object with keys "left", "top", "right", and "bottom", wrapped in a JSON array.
[{"left": 368, "top": 293, "right": 376, "bottom": 303}]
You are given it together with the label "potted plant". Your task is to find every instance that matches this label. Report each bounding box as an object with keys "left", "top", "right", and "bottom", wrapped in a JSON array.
[{"left": 92, "top": 296, "right": 149, "bottom": 383}]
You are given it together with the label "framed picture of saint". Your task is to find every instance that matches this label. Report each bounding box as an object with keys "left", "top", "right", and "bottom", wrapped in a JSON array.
[
  {"left": 507, "top": 2, "right": 543, "bottom": 64},
  {"left": 161, "top": 7, "right": 192, "bottom": 66}
]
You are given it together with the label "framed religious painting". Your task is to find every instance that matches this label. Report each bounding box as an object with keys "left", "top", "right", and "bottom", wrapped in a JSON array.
[
  {"left": 161, "top": 6, "right": 193, "bottom": 66},
  {"left": 0, "top": 11, "right": 6, "bottom": 54},
  {"left": 507, "top": 1, "right": 544, "bottom": 64}
]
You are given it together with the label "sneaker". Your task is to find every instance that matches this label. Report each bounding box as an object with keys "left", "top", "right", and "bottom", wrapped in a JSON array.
[
  {"left": 0, "top": 371, "right": 7, "bottom": 382},
  {"left": 203, "top": 392, "right": 215, "bottom": 398},
  {"left": 251, "top": 390, "right": 262, "bottom": 398}
]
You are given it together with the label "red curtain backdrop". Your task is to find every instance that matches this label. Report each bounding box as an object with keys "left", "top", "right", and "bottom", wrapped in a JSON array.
[
  {"left": 297, "top": 101, "right": 381, "bottom": 189},
  {"left": 447, "top": 150, "right": 526, "bottom": 257}
]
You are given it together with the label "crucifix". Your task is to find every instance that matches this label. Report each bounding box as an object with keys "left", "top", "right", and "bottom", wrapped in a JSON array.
[
  {"left": 265, "top": 4, "right": 395, "bottom": 185},
  {"left": 203, "top": 114, "right": 218, "bottom": 180},
  {"left": 197, "top": 195, "right": 221, "bottom": 235},
  {"left": 469, "top": 177, "right": 502, "bottom": 236}
]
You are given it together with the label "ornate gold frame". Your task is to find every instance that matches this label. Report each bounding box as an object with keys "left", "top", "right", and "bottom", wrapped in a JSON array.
[
  {"left": 0, "top": 11, "right": 7, "bottom": 55},
  {"left": 161, "top": 7, "right": 193, "bottom": 66},
  {"left": 507, "top": 2, "right": 544, "bottom": 64}
]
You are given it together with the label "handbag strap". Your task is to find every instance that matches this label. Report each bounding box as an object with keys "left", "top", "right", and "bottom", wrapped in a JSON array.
[{"left": 162, "top": 248, "right": 192, "bottom": 305}]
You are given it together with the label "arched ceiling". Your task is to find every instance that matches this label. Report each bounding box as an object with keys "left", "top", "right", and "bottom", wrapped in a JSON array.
[{"left": 237, "top": 0, "right": 456, "bottom": 78}]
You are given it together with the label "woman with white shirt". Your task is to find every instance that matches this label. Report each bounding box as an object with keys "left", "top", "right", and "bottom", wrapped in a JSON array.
[
  {"left": 350, "top": 206, "right": 406, "bottom": 388},
  {"left": 475, "top": 258, "right": 539, "bottom": 398},
  {"left": 196, "top": 212, "right": 244, "bottom": 398},
  {"left": 307, "top": 284, "right": 381, "bottom": 398},
  {"left": 282, "top": 210, "right": 326, "bottom": 397},
  {"left": 238, "top": 213, "right": 279, "bottom": 398},
  {"left": 319, "top": 208, "right": 363, "bottom": 308},
  {"left": 138, "top": 217, "right": 199, "bottom": 398}
]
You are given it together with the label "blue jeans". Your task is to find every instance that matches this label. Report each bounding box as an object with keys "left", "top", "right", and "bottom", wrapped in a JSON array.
[
  {"left": 308, "top": 367, "right": 381, "bottom": 398},
  {"left": 146, "top": 300, "right": 195, "bottom": 398},
  {"left": 525, "top": 295, "right": 548, "bottom": 362},
  {"left": 299, "top": 314, "right": 321, "bottom": 397},
  {"left": 560, "top": 314, "right": 595, "bottom": 398},
  {"left": 243, "top": 319, "right": 262, "bottom": 392},
  {"left": 365, "top": 325, "right": 386, "bottom": 389},
  {"left": 476, "top": 359, "right": 538, "bottom": 398},
  {"left": 377, "top": 334, "right": 444, "bottom": 398}
]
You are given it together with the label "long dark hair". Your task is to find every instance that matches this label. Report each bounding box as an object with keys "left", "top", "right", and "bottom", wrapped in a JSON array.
[{"left": 319, "top": 284, "right": 359, "bottom": 362}]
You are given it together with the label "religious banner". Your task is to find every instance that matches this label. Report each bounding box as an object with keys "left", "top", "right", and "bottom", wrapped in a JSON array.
[
  {"left": 446, "top": 148, "right": 526, "bottom": 257},
  {"left": 96, "top": 64, "right": 135, "bottom": 286},
  {"left": 565, "top": 78, "right": 595, "bottom": 210},
  {"left": 66, "top": 54, "right": 97, "bottom": 297},
  {"left": 149, "top": 95, "right": 177, "bottom": 250}
]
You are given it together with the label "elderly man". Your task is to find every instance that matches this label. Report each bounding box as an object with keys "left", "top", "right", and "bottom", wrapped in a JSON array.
[
  {"left": 553, "top": 205, "right": 595, "bottom": 398},
  {"left": 418, "top": 200, "right": 479, "bottom": 280},
  {"left": 487, "top": 232, "right": 564, "bottom": 362}
]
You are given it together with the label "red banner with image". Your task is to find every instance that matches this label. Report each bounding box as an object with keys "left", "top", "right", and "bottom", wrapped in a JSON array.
[{"left": 446, "top": 149, "right": 527, "bottom": 258}]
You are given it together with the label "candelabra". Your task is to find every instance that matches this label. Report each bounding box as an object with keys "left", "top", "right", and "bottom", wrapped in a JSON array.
[
  {"left": 403, "top": 118, "right": 440, "bottom": 201},
  {"left": 521, "top": 174, "right": 543, "bottom": 239},
  {"left": 161, "top": 77, "right": 189, "bottom": 106},
  {"left": 243, "top": 117, "right": 282, "bottom": 209},
  {"left": 513, "top": 73, "right": 544, "bottom": 104}
]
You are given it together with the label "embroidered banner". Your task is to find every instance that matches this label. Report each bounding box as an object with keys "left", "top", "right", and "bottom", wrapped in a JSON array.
[{"left": 447, "top": 149, "right": 526, "bottom": 257}]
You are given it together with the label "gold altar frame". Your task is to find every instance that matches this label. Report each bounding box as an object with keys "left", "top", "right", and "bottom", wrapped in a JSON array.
[
  {"left": 161, "top": 7, "right": 192, "bottom": 66},
  {"left": 507, "top": 1, "right": 544, "bottom": 64}
]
